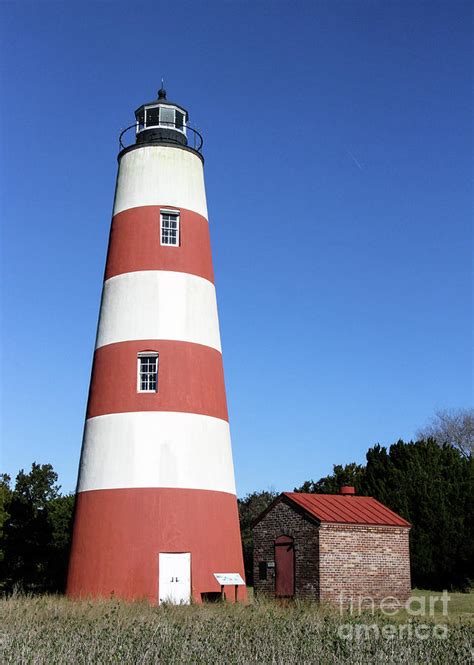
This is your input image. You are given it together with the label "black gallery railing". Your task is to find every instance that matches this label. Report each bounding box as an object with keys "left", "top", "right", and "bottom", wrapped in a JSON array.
[{"left": 119, "top": 123, "right": 204, "bottom": 153}]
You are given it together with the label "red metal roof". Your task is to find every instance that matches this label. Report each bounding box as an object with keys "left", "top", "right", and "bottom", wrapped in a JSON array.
[{"left": 283, "top": 493, "right": 411, "bottom": 527}]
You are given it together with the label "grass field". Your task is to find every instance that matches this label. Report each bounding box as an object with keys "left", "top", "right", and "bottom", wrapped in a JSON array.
[
  {"left": 396, "top": 589, "right": 474, "bottom": 624},
  {"left": 1, "top": 591, "right": 472, "bottom": 664}
]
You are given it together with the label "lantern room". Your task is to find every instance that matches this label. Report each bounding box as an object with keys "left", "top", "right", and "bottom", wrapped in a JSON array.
[{"left": 134, "top": 86, "right": 189, "bottom": 147}]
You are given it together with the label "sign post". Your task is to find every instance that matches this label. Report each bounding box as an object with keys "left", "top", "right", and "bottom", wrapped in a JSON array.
[{"left": 213, "top": 573, "right": 245, "bottom": 602}]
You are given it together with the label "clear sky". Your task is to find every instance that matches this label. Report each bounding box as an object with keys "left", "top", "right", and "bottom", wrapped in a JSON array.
[{"left": 1, "top": 1, "right": 472, "bottom": 497}]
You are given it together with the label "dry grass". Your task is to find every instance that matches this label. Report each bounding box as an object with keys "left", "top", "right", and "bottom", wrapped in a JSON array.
[{"left": 1, "top": 592, "right": 472, "bottom": 664}]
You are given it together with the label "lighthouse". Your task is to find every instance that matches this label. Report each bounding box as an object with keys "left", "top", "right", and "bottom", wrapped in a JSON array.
[{"left": 67, "top": 87, "right": 246, "bottom": 604}]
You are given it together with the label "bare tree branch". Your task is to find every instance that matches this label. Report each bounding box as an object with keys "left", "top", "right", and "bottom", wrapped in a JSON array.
[{"left": 416, "top": 408, "right": 474, "bottom": 458}]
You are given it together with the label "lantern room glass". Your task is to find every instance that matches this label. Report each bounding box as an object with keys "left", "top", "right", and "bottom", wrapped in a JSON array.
[{"left": 137, "top": 105, "right": 187, "bottom": 135}]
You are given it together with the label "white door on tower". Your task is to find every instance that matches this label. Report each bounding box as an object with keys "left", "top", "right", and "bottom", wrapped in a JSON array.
[{"left": 158, "top": 553, "right": 191, "bottom": 605}]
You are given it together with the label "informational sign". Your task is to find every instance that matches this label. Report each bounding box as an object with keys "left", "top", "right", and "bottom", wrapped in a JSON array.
[{"left": 213, "top": 573, "right": 245, "bottom": 586}]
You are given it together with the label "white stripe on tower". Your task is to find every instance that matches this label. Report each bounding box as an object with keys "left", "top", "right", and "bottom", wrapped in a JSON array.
[
  {"left": 78, "top": 412, "right": 236, "bottom": 494},
  {"left": 96, "top": 271, "right": 221, "bottom": 351},
  {"left": 113, "top": 146, "right": 208, "bottom": 218}
]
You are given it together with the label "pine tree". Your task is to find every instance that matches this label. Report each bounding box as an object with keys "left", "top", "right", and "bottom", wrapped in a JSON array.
[{"left": 1, "top": 463, "right": 75, "bottom": 593}]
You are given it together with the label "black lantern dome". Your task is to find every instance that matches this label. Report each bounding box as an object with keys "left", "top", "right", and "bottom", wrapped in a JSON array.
[{"left": 134, "top": 86, "right": 189, "bottom": 147}]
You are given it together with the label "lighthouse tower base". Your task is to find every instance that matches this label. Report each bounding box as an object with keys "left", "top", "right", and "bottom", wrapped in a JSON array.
[{"left": 67, "top": 488, "right": 247, "bottom": 604}]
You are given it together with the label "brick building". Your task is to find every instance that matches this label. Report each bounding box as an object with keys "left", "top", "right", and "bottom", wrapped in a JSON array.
[{"left": 252, "top": 487, "right": 411, "bottom": 604}]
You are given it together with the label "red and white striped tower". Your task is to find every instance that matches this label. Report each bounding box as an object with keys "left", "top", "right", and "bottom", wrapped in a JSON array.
[{"left": 67, "top": 87, "right": 246, "bottom": 604}]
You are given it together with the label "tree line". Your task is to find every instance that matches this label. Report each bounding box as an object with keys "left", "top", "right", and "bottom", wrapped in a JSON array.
[{"left": 1, "top": 409, "right": 473, "bottom": 594}]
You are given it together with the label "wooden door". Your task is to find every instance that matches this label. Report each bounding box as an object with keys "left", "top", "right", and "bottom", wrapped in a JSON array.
[{"left": 274, "top": 535, "right": 295, "bottom": 597}]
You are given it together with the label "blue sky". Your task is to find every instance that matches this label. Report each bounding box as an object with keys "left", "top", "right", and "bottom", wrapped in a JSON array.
[{"left": 1, "top": 1, "right": 472, "bottom": 496}]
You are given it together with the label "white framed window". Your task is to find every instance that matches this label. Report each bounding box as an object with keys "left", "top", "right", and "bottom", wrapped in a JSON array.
[
  {"left": 137, "top": 352, "right": 159, "bottom": 393},
  {"left": 160, "top": 210, "right": 180, "bottom": 247}
]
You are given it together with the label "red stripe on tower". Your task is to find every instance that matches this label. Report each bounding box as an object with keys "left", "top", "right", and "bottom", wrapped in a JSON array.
[
  {"left": 87, "top": 340, "right": 228, "bottom": 421},
  {"left": 105, "top": 206, "right": 214, "bottom": 282},
  {"left": 67, "top": 86, "right": 246, "bottom": 604},
  {"left": 68, "top": 489, "right": 244, "bottom": 603}
]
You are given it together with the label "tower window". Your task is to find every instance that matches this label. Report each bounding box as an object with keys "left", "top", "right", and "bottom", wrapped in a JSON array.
[
  {"left": 160, "top": 210, "right": 180, "bottom": 247},
  {"left": 137, "top": 352, "right": 159, "bottom": 393}
]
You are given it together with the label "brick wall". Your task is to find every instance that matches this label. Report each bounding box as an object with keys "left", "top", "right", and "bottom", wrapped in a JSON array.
[
  {"left": 252, "top": 498, "right": 411, "bottom": 604},
  {"left": 319, "top": 523, "right": 411, "bottom": 605},
  {"left": 253, "top": 500, "right": 320, "bottom": 600}
]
